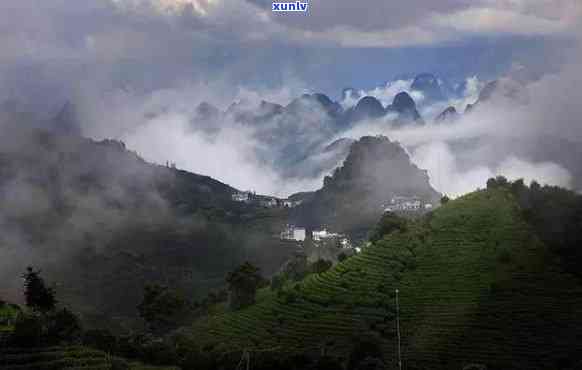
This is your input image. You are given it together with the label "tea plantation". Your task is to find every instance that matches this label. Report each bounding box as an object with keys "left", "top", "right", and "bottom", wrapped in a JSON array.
[{"left": 184, "top": 188, "right": 582, "bottom": 369}]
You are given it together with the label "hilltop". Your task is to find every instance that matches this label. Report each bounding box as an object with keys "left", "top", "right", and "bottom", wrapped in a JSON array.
[
  {"left": 180, "top": 186, "right": 582, "bottom": 370},
  {"left": 292, "top": 136, "right": 440, "bottom": 240}
]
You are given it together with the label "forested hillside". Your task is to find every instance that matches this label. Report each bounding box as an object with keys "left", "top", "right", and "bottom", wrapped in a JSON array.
[
  {"left": 182, "top": 185, "right": 582, "bottom": 370},
  {"left": 0, "top": 126, "right": 297, "bottom": 330}
]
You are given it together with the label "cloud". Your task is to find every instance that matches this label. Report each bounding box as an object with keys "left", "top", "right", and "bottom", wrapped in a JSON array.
[
  {"left": 121, "top": 110, "right": 323, "bottom": 196},
  {"left": 246, "top": 0, "right": 580, "bottom": 47},
  {"left": 74, "top": 81, "right": 325, "bottom": 197},
  {"left": 0, "top": 0, "right": 581, "bottom": 202},
  {"left": 335, "top": 42, "right": 582, "bottom": 197},
  {"left": 410, "top": 142, "right": 572, "bottom": 197},
  {"left": 433, "top": 7, "right": 573, "bottom": 37}
]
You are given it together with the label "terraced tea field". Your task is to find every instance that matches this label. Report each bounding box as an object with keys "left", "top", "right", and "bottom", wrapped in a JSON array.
[{"left": 185, "top": 188, "right": 582, "bottom": 369}]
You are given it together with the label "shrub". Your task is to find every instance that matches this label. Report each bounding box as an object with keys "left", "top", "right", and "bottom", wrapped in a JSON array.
[
  {"left": 11, "top": 313, "right": 43, "bottom": 347},
  {"left": 283, "top": 290, "right": 298, "bottom": 305},
  {"left": 84, "top": 329, "right": 118, "bottom": 353},
  {"left": 137, "top": 284, "right": 190, "bottom": 333},
  {"left": 270, "top": 275, "right": 286, "bottom": 291}
]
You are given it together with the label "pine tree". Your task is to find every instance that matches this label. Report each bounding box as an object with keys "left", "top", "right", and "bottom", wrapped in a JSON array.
[{"left": 22, "top": 267, "right": 56, "bottom": 313}]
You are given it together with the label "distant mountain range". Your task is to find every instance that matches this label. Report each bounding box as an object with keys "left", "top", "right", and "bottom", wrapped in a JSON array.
[{"left": 0, "top": 72, "right": 482, "bottom": 185}]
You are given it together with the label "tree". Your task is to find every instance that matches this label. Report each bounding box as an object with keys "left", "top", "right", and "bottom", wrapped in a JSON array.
[
  {"left": 226, "top": 262, "right": 262, "bottom": 310},
  {"left": 495, "top": 175, "right": 509, "bottom": 187},
  {"left": 486, "top": 177, "right": 497, "bottom": 189},
  {"left": 137, "top": 284, "right": 189, "bottom": 334},
  {"left": 312, "top": 259, "right": 332, "bottom": 274},
  {"left": 22, "top": 267, "right": 56, "bottom": 313},
  {"left": 369, "top": 212, "right": 407, "bottom": 243},
  {"left": 440, "top": 195, "right": 450, "bottom": 204},
  {"left": 46, "top": 308, "right": 82, "bottom": 344},
  {"left": 487, "top": 176, "right": 509, "bottom": 190}
]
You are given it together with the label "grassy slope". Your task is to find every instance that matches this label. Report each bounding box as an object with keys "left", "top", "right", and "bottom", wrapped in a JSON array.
[
  {"left": 0, "top": 304, "right": 20, "bottom": 333},
  {"left": 0, "top": 346, "right": 179, "bottom": 370},
  {"left": 185, "top": 188, "right": 582, "bottom": 369}
]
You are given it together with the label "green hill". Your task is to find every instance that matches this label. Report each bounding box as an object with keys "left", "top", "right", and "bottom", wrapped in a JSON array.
[{"left": 182, "top": 188, "right": 582, "bottom": 369}]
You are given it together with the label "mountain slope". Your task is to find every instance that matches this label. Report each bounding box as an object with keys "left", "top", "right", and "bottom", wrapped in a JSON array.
[
  {"left": 0, "top": 127, "right": 297, "bottom": 329},
  {"left": 183, "top": 188, "right": 582, "bottom": 369}
]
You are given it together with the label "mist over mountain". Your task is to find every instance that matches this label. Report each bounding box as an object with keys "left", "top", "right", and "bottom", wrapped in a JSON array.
[
  {"left": 4, "top": 65, "right": 581, "bottom": 202},
  {"left": 410, "top": 72, "right": 446, "bottom": 102},
  {"left": 0, "top": 124, "right": 298, "bottom": 327}
]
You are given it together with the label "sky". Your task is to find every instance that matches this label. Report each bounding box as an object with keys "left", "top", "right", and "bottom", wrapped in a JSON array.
[
  {"left": 0, "top": 0, "right": 578, "bottom": 103},
  {"left": 1, "top": 0, "right": 582, "bottom": 197}
]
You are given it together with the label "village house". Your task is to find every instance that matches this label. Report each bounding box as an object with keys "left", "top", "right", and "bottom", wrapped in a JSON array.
[
  {"left": 280, "top": 225, "right": 306, "bottom": 241},
  {"left": 232, "top": 191, "right": 251, "bottom": 202},
  {"left": 383, "top": 195, "right": 427, "bottom": 212},
  {"left": 311, "top": 228, "right": 352, "bottom": 249},
  {"left": 283, "top": 199, "right": 303, "bottom": 208},
  {"left": 259, "top": 197, "right": 278, "bottom": 208}
]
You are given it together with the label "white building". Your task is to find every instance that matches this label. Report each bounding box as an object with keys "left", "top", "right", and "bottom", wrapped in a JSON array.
[
  {"left": 283, "top": 199, "right": 303, "bottom": 208},
  {"left": 339, "top": 237, "right": 351, "bottom": 249},
  {"left": 260, "top": 197, "right": 278, "bottom": 208},
  {"left": 384, "top": 196, "right": 423, "bottom": 212},
  {"left": 312, "top": 229, "right": 332, "bottom": 241},
  {"left": 232, "top": 191, "right": 250, "bottom": 202},
  {"left": 311, "top": 229, "right": 351, "bottom": 248},
  {"left": 280, "top": 225, "right": 306, "bottom": 241}
]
